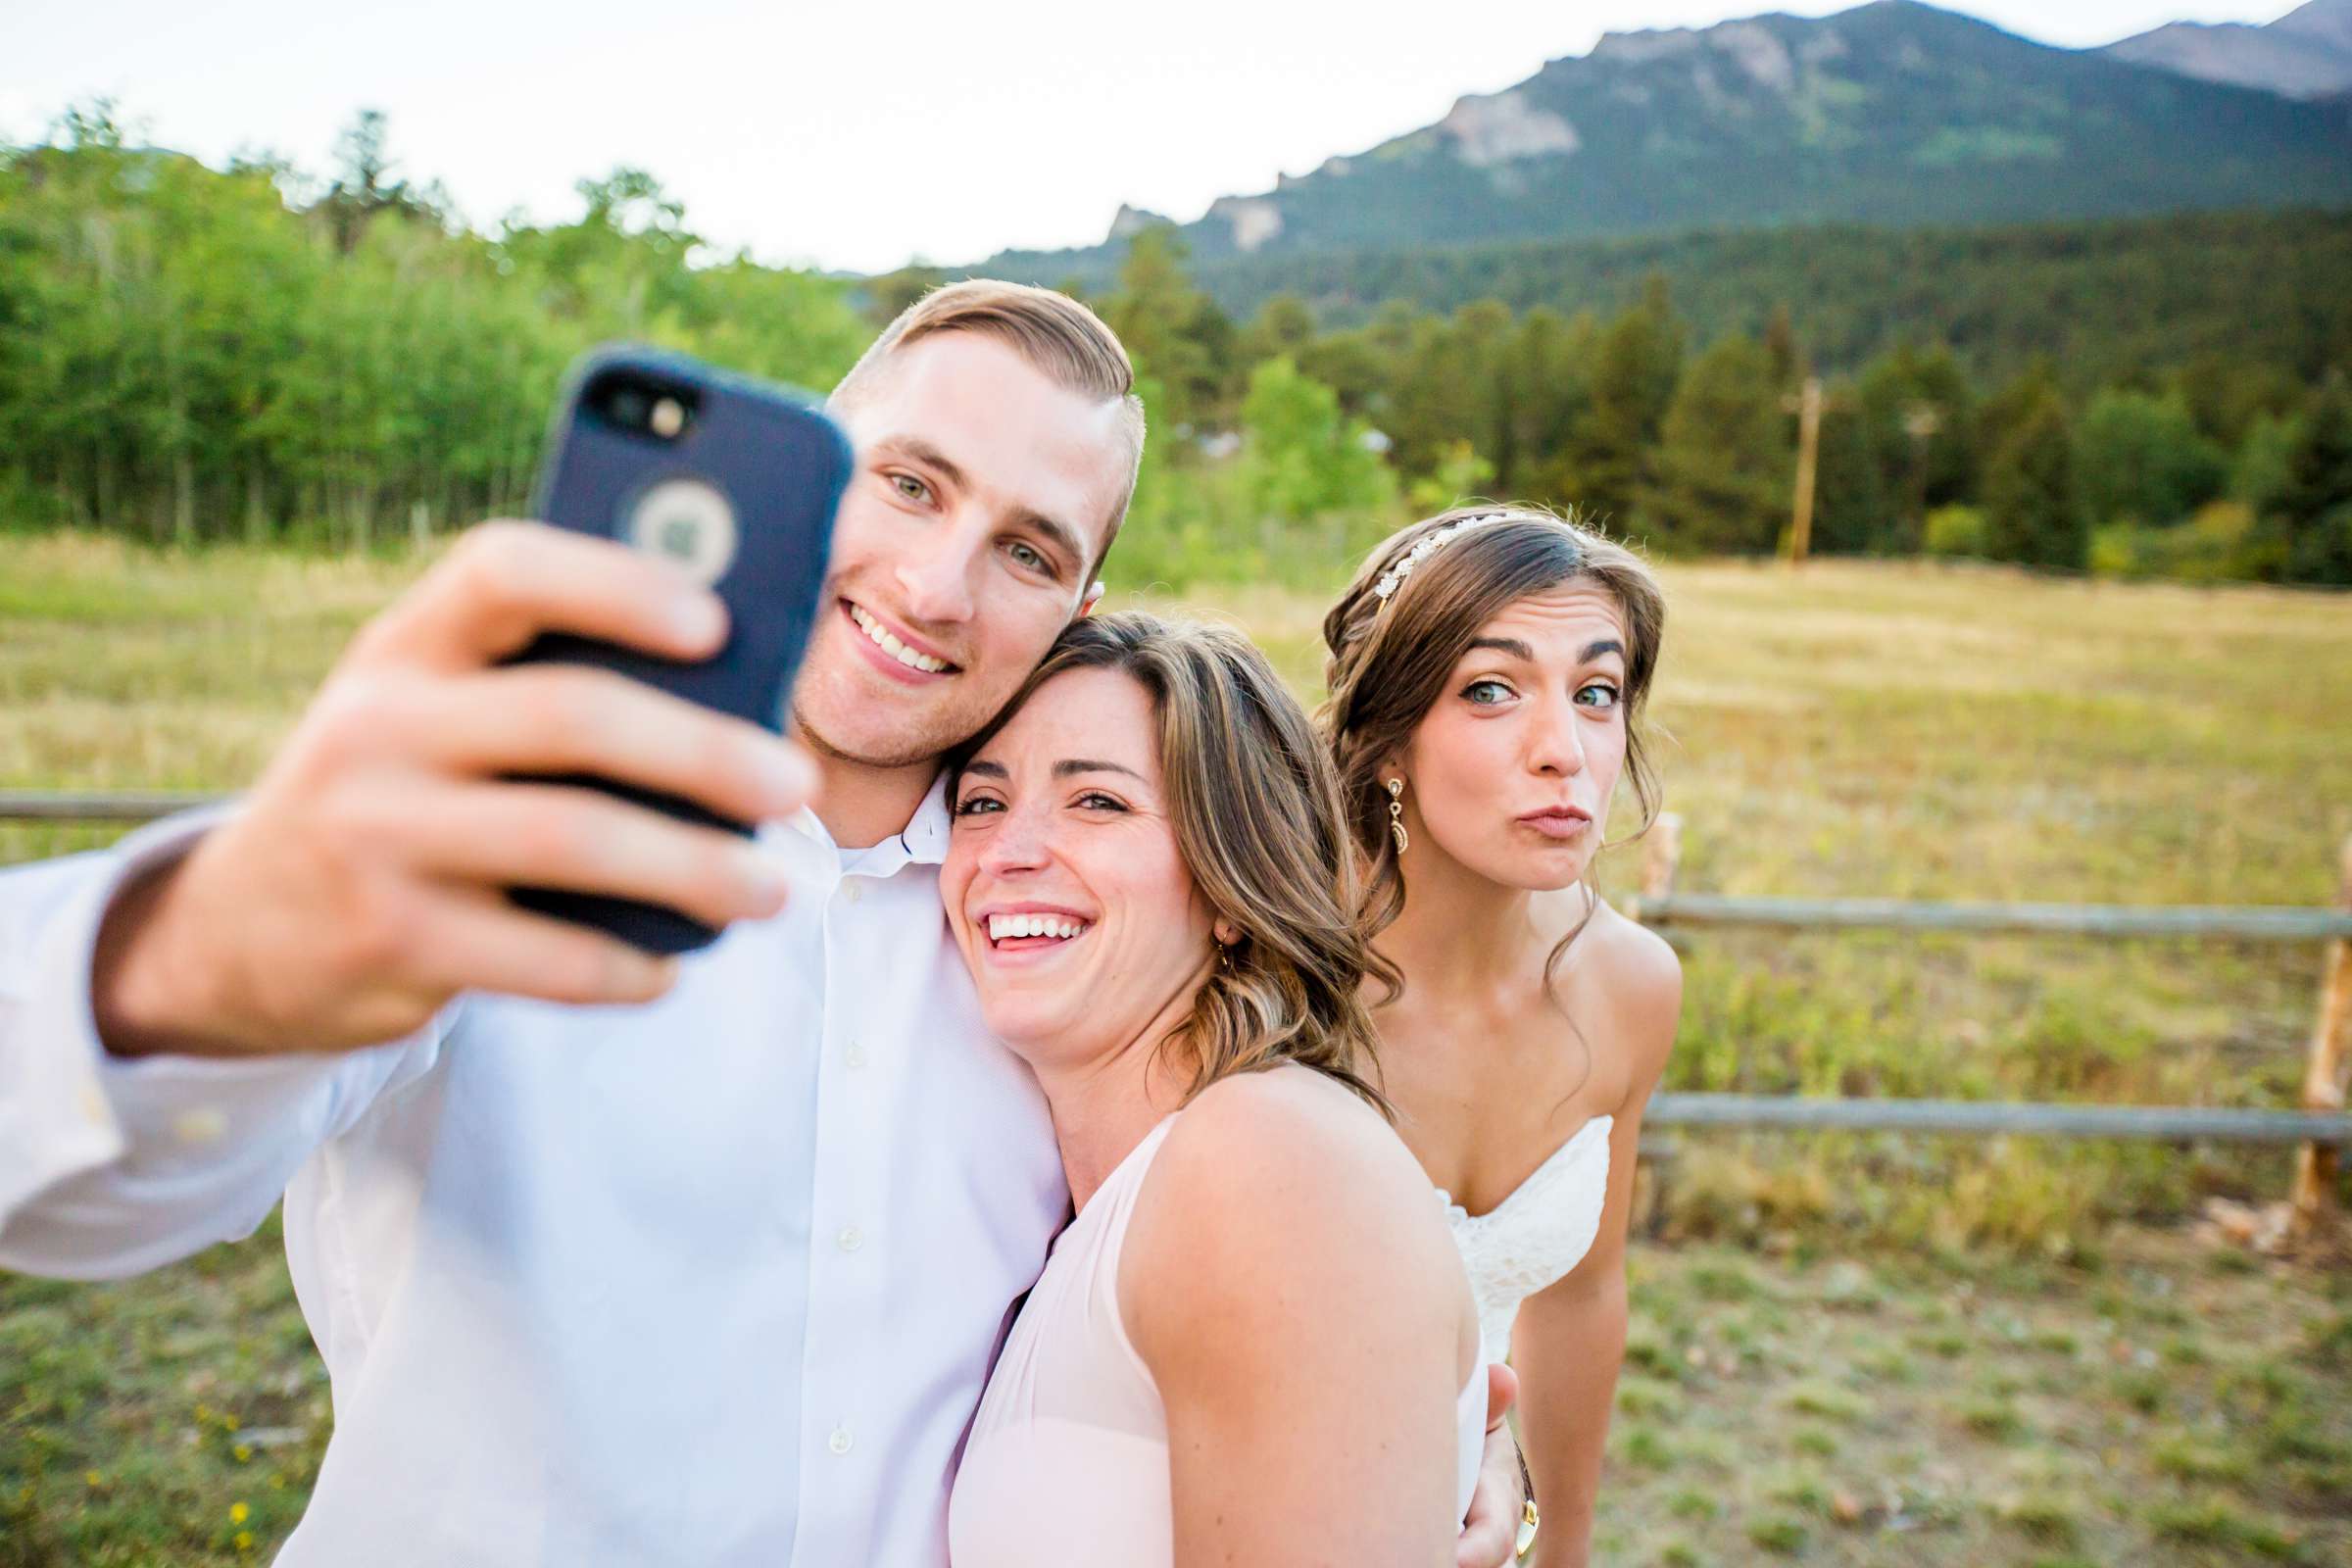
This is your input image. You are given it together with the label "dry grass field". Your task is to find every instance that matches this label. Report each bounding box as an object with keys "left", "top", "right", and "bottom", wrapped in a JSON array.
[{"left": 3, "top": 532, "right": 2349, "bottom": 1564}]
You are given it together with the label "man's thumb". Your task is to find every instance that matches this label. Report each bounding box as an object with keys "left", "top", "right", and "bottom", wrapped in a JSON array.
[{"left": 1485, "top": 1361, "right": 1519, "bottom": 1434}]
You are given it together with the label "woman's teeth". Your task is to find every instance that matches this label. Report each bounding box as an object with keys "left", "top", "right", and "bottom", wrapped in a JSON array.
[
  {"left": 988, "top": 913, "right": 1088, "bottom": 943},
  {"left": 849, "top": 604, "right": 950, "bottom": 673}
]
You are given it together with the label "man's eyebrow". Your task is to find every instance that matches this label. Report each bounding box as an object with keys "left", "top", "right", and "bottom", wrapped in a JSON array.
[
  {"left": 876, "top": 436, "right": 1088, "bottom": 573},
  {"left": 1052, "top": 759, "right": 1145, "bottom": 780},
  {"left": 1007, "top": 505, "right": 1090, "bottom": 575},
  {"left": 877, "top": 435, "right": 968, "bottom": 492}
]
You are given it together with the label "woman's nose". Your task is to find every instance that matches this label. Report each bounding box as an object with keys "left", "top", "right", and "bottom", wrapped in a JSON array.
[
  {"left": 979, "top": 803, "right": 1054, "bottom": 874},
  {"left": 1525, "top": 696, "right": 1587, "bottom": 777}
]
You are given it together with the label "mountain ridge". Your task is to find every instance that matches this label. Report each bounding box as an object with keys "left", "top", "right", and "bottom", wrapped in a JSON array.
[
  {"left": 980, "top": 0, "right": 2352, "bottom": 284},
  {"left": 2102, "top": 0, "right": 2352, "bottom": 99}
]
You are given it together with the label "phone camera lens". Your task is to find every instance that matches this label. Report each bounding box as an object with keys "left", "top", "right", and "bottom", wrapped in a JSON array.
[{"left": 609, "top": 387, "right": 652, "bottom": 429}]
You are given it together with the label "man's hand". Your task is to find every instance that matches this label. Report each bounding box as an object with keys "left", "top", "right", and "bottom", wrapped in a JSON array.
[
  {"left": 1457, "top": 1362, "right": 1527, "bottom": 1568},
  {"left": 93, "top": 521, "right": 816, "bottom": 1059}
]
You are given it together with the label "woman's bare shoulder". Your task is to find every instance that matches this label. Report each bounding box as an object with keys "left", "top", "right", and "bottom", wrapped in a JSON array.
[
  {"left": 1583, "top": 898, "right": 1683, "bottom": 1082},
  {"left": 1155, "top": 1066, "right": 1429, "bottom": 1211}
]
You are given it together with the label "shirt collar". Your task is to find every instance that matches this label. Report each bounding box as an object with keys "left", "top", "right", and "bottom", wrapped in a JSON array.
[{"left": 762, "top": 771, "right": 952, "bottom": 878}]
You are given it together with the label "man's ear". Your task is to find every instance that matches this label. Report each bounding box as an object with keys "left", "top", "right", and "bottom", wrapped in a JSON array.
[{"left": 1079, "top": 579, "right": 1105, "bottom": 617}]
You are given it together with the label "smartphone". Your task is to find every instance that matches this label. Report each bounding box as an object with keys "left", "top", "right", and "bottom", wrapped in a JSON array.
[{"left": 506, "top": 345, "right": 852, "bottom": 956}]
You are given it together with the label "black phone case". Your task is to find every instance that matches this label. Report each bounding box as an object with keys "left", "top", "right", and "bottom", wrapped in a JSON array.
[{"left": 508, "top": 345, "right": 852, "bottom": 955}]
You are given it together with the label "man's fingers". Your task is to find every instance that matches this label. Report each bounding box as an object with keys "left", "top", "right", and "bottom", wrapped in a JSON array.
[
  {"left": 1456, "top": 1412, "right": 1526, "bottom": 1568},
  {"left": 415, "top": 665, "right": 814, "bottom": 825},
  {"left": 357, "top": 521, "right": 727, "bottom": 674},
  {"left": 385, "top": 781, "right": 792, "bottom": 930},
  {"left": 1455, "top": 1466, "right": 1517, "bottom": 1568},
  {"left": 411, "top": 885, "right": 683, "bottom": 1008}
]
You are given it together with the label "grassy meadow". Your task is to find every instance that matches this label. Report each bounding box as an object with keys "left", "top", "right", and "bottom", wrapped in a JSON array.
[{"left": 3, "top": 530, "right": 2349, "bottom": 1563}]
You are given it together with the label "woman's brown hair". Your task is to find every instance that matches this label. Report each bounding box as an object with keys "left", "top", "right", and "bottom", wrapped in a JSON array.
[
  {"left": 1320, "top": 505, "right": 1668, "bottom": 1001},
  {"left": 952, "top": 612, "right": 1389, "bottom": 1115}
]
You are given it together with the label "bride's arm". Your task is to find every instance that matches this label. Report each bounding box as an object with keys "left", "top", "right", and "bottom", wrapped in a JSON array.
[
  {"left": 1124, "top": 1073, "right": 1472, "bottom": 1567},
  {"left": 1510, "top": 932, "right": 1682, "bottom": 1567}
]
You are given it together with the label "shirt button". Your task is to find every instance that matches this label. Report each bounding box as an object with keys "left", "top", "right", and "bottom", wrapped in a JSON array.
[
  {"left": 842, "top": 882, "right": 863, "bottom": 906},
  {"left": 845, "top": 1043, "right": 868, "bottom": 1069},
  {"left": 828, "top": 1426, "right": 854, "bottom": 1455},
  {"left": 75, "top": 1083, "right": 109, "bottom": 1128},
  {"left": 837, "top": 1226, "right": 863, "bottom": 1253},
  {"left": 172, "top": 1107, "right": 228, "bottom": 1146}
]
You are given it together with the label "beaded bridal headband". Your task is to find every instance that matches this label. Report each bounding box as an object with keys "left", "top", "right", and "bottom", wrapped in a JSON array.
[{"left": 1370, "top": 511, "right": 1509, "bottom": 607}]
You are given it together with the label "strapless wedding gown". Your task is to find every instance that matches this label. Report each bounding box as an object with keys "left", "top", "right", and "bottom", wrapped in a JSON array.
[{"left": 1440, "top": 1115, "right": 1614, "bottom": 1357}]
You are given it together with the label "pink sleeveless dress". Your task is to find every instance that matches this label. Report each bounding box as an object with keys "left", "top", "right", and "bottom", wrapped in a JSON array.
[{"left": 948, "top": 1113, "right": 1489, "bottom": 1566}]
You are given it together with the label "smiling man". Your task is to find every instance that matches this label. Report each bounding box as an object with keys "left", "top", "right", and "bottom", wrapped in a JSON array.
[{"left": 0, "top": 282, "right": 1522, "bottom": 1565}]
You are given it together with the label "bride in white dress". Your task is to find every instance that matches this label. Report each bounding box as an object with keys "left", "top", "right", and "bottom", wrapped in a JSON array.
[{"left": 1321, "top": 507, "right": 1684, "bottom": 1568}]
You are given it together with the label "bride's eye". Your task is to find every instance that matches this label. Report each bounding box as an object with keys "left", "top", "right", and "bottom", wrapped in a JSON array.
[
  {"left": 1074, "top": 791, "right": 1127, "bottom": 812},
  {"left": 953, "top": 794, "right": 1005, "bottom": 817},
  {"left": 1462, "top": 678, "right": 1514, "bottom": 707},
  {"left": 1575, "top": 681, "right": 1622, "bottom": 710}
]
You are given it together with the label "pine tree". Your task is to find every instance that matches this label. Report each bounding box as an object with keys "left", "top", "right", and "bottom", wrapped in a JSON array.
[
  {"left": 1646, "top": 333, "right": 1791, "bottom": 555},
  {"left": 1574, "top": 274, "right": 1684, "bottom": 530},
  {"left": 1982, "top": 395, "right": 2085, "bottom": 568},
  {"left": 2274, "top": 371, "right": 2352, "bottom": 586}
]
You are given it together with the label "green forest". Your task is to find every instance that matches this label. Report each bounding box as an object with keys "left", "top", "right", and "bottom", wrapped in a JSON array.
[{"left": 5, "top": 107, "right": 2350, "bottom": 589}]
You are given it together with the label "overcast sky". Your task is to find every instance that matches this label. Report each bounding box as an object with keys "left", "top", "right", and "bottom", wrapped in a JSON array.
[{"left": 2, "top": 1, "right": 2310, "bottom": 272}]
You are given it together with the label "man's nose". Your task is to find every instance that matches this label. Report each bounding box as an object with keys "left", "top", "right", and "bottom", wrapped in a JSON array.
[{"left": 894, "top": 514, "right": 980, "bottom": 626}]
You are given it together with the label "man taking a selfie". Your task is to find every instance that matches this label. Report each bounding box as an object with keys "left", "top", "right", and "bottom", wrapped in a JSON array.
[{"left": 0, "top": 282, "right": 1525, "bottom": 1565}]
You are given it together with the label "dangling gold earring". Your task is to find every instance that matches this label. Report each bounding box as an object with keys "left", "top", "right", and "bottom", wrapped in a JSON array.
[{"left": 1386, "top": 777, "right": 1408, "bottom": 855}]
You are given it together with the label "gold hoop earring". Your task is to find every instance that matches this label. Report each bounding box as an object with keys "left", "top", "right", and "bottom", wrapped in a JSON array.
[{"left": 1386, "top": 777, "right": 1408, "bottom": 855}]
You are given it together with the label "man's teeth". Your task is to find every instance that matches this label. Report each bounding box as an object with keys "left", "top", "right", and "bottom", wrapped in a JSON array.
[
  {"left": 987, "top": 913, "right": 1088, "bottom": 943},
  {"left": 849, "top": 605, "right": 949, "bottom": 673}
]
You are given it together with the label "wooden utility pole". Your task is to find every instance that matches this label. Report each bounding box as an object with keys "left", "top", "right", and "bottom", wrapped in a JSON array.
[
  {"left": 2289, "top": 833, "right": 2352, "bottom": 1237},
  {"left": 1784, "top": 376, "right": 1823, "bottom": 566}
]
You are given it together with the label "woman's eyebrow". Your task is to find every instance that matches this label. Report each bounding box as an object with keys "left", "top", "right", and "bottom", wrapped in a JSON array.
[
  {"left": 1052, "top": 759, "right": 1145, "bottom": 780},
  {"left": 1582, "top": 638, "right": 1626, "bottom": 662},
  {"left": 961, "top": 760, "right": 1008, "bottom": 779},
  {"left": 1467, "top": 636, "right": 1534, "bottom": 661}
]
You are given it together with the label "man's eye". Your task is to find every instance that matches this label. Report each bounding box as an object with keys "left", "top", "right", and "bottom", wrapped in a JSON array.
[
  {"left": 891, "top": 473, "right": 930, "bottom": 504},
  {"left": 1462, "top": 679, "right": 1514, "bottom": 706},
  {"left": 1006, "top": 540, "right": 1052, "bottom": 575},
  {"left": 1576, "top": 682, "right": 1622, "bottom": 710}
]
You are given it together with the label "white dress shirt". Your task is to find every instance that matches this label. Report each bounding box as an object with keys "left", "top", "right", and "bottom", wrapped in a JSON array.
[{"left": 0, "top": 780, "right": 1069, "bottom": 1567}]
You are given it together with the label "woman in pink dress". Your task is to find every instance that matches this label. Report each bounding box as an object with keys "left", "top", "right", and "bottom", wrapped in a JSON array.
[
  {"left": 942, "top": 612, "right": 1491, "bottom": 1566},
  {"left": 1322, "top": 508, "right": 1684, "bottom": 1567}
]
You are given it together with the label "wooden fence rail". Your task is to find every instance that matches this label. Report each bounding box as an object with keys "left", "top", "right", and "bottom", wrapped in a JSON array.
[{"left": 7, "top": 794, "right": 2350, "bottom": 1232}]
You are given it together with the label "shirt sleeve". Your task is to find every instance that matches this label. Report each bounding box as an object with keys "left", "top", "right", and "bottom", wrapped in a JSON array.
[{"left": 0, "top": 809, "right": 445, "bottom": 1281}]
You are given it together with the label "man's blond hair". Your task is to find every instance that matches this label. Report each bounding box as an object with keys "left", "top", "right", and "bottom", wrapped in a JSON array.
[{"left": 830, "top": 279, "right": 1147, "bottom": 575}]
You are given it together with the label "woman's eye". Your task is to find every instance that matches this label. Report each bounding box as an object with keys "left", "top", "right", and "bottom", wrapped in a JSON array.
[
  {"left": 890, "top": 472, "right": 930, "bottom": 504},
  {"left": 1074, "top": 791, "right": 1127, "bottom": 812},
  {"left": 953, "top": 795, "right": 1004, "bottom": 817},
  {"left": 1462, "top": 678, "right": 1514, "bottom": 706},
  {"left": 1576, "top": 682, "right": 1622, "bottom": 710}
]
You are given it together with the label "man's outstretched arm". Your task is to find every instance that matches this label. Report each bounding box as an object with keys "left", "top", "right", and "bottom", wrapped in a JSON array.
[{"left": 1, "top": 522, "right": 814, "bottom": 1277}]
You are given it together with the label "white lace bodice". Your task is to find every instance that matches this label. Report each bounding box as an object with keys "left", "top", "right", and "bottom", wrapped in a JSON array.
[{"left": 1439, "top": 1115, "right": 1614, "bottom": 1357}]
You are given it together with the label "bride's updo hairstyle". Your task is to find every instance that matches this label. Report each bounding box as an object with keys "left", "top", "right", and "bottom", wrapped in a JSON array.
[
  {"left": 953, "top": 612, "right": 1389, "bottom": 1114},
  {"left": 1321, "top": 506, "right": 1667, "bottom": 980}
]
